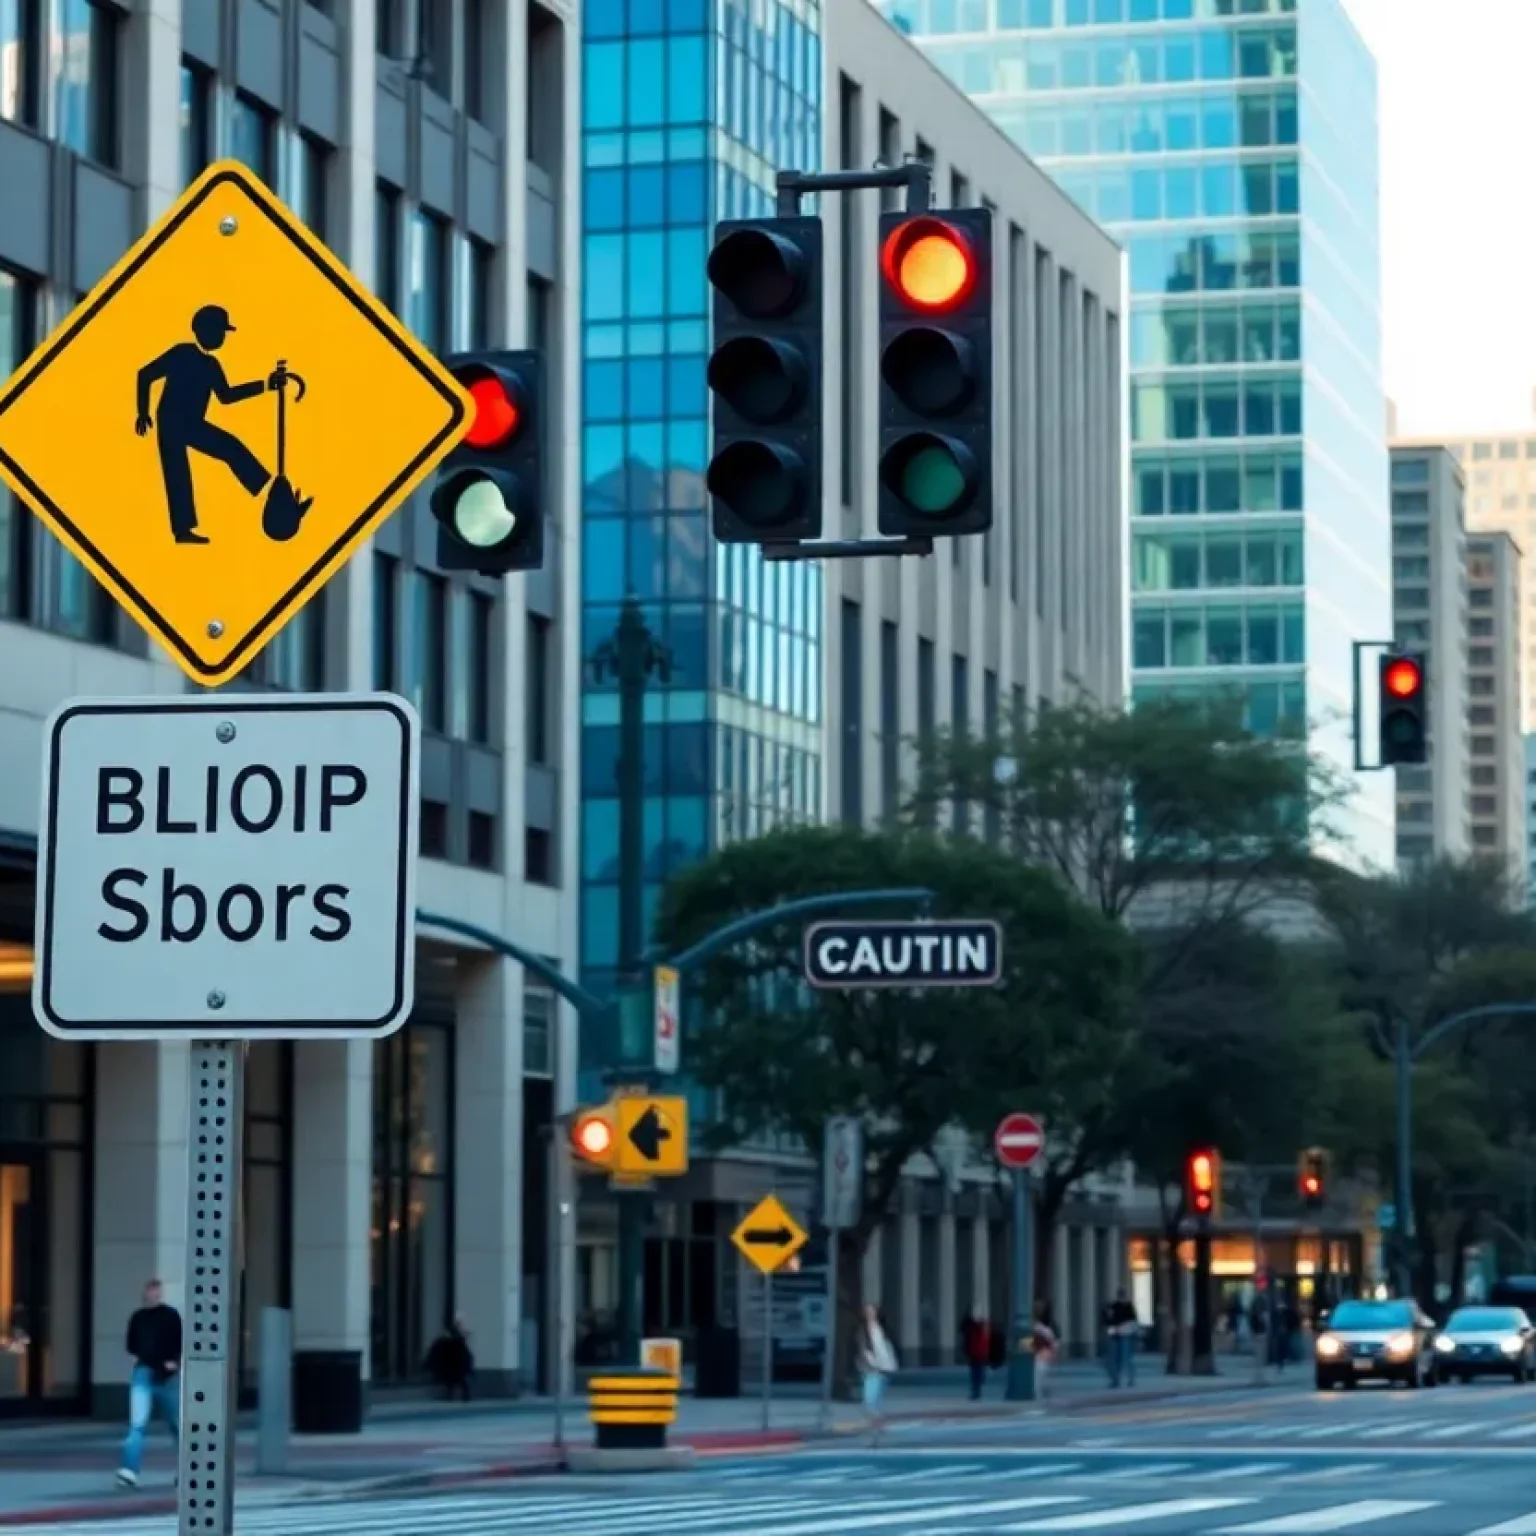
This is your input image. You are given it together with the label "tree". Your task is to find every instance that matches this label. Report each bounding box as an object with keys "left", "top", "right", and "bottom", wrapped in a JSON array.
[
  {"left": 651, "top": 823, "right": 1137, "bottom": 1396},
  {"left": 907, "top": 695, "right": 1346, "bottom": 1305}
]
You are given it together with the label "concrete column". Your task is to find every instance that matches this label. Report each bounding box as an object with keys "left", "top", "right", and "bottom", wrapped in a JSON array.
[
  {"left": 453, "top": 954, "right": 525, "bottom": 1394},
  {"left": 899, "top": 1210, "right": 920, "bottom": 1358},
  {"left": 937, "top": 1206, "right": 957, "bottom": 1360},
  {"left": 971, "top": 1216, "right": 990, "bottom": 1318},
  {"left": 290, "top": 1040, "right": 373, "bottom": 1369},
  {"left": 1082, "top": 1226, "right": 1098, "bottom": 1356},
  {"left": 1053, "top": 1222, "right": 1071, "bottom": 1340},
  {"left": 862, "top": 1226, "right": 882, "bottom": 1307},
  {"left": 90, "top": 1043, "right": 190, "bottom": 1416}
]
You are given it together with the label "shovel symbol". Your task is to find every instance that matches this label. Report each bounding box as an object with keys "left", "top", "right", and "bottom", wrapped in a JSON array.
[{"left": 261, "top": 359, "right": 313, "bottom": 542}]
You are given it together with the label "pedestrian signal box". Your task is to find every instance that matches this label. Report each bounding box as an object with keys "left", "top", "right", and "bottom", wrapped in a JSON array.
[{"left": 1186, "top": 1147, "right": 1221, "bottom": 1221}]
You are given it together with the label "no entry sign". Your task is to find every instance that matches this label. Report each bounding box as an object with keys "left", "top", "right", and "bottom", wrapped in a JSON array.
[{"left": 995, "top": 1112, "right": 1045, "bottom": 1170}]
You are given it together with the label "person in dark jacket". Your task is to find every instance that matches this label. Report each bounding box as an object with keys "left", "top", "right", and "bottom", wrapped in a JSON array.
[
  {"left": 117, "top": 1279, "right": 182, "bottom": 1487},
  {"left": 426, "top": 1314, "right": 475, "bottom": 1400},
  {"left": 960, "top": 1304, "right": 992, "bottom": 1400},
  {"left": 1104, "top": 1289, "right": 1139, "bottom": 1387}
]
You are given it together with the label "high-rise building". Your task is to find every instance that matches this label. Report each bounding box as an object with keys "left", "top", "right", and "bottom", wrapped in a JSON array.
[
  {"left": 894, "top": 0, "right": 1394, "bottom": 868},
  {"left": 1394, "top": 402, "right": 1536, "bottom": 731},
  {"left": 0, "top": 0, "right": 580, "bottom": 1415},
  {"left": 1524, "top": 735, "right": 1536, "bottom": 909},
  {"left": 1465, "top": 531, "right": 1526, "bottom": 892},
  {"left": 1388, "top": 447, "right": 1469, "bottom": 868}
]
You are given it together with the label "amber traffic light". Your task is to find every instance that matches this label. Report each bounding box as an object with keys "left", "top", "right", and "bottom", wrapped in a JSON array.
[
  {"left": 570, "top": 1106, "right": 616, "bottom": 1167},
  {"left": 1378, "top": 652, "right": 1427, "bottom": 766},
  {"left": 706, "top": 217, "right": 823, "bottom": 544},
  {"left": 877, "top": 209, "right": 993, "bottom": 540},
  {"left": 1186, "top": 1147, "right": 1221, "bottom": 1220},
  {"left": 431, "top": 350, "right": 544, "bottom": 574}
]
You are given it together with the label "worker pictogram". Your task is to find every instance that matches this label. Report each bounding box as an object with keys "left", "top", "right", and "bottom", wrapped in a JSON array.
[{"left": 0, "top": 160, "right": 471, "bottom": 686}]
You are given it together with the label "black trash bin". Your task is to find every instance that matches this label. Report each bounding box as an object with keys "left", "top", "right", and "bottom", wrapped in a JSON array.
[
  {"left": 693, "top": 1324, "right": 741, "bottom": 1398},
  {"left": 291, "top": 1350, "right": 364, "bottom": 1433}
]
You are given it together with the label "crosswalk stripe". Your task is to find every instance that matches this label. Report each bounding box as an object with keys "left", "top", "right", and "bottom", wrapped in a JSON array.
[
  {"left": 879, "top": 1465, "right": 981, "bottom": 1483},
  {"left": 1294, "top": 1426, "right": 1349, "bottom": 1440},
  {"left": 1289, "top": 1464, "right": 1385, "bottom": 1482},
  {"left": 1420, "top": 1420, "right": 1486, "bottom": 1438},
  {"left": 1193, "top": 1462, "right": 1290, "bottom": 1481},
  {"left": 1491, "top": 1420, "right": 1536, "bottom": 1439},
  {"left": 1212, "top": 1501, "right": 1442, "bottom": 1533},
  {"left": 726, "top": 1495, "right": 1085, "bottom": 1535},
  {"left": 1094, "top": 1462, "right": 1190, "bottom": 1480},
  {"left": 1467, "top": 1515, "right": 1536, "bottom": 1535},
  {"left": 1355, "top": 1421, "right": 1432, "bottom": 1438},
  {"left": 999, "top": 1499, "right": 1254, "bottom": 1531}
]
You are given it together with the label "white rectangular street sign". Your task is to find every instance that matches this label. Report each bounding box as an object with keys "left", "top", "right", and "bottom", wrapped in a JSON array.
[
  {"left": 653, "top": 963, "right": 680, "bottom": 1075},
  {"left": 34, "top": 693, "right": 420, "bottom": 1040},
  {"left": 823, "top": 1115, "right": 864, "bottom": 1230}
]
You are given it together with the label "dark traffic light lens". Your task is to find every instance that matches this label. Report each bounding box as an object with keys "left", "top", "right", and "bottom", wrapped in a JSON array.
[
  {"left": 881, "top": 327, "right": 976, "bottom": 416},
  {"left": 707, "top": 439, "right": 805, "bottom": 529},
  {"left": 707, "top": 335, "right": 808, "bottom": 424},
  {"left": 881, "top": 434, "right": 977, "bottom": 516},
  {"left": 707, "top": 228, "right": 806, "bottom": 318},
  {"left": 1383, "top": 709, "right": 1422, "bottom": 748}
]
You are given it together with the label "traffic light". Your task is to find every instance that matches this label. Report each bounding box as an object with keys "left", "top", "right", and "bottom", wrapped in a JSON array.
[
  {"left": 877, "top": 208, "right": 993, "bottom": 539},
  {"left": 1186, "top": 1147, "right": 1221, "bottom": 1220},
  {"left": 1299, "top": 1147, "right": 1327, "bottom": 1210},
  {"left": 705, "top": 216, "right": 823, "bottom": 544},
  {"left": 1378, "top": 652, "right": 1427, "bottom": 766},
  {"left": 570, "top": 1105, "right": 616, "bottom": 1168},
  {"left": 430, "top": 350, "right": 544, "bottom": 574}
]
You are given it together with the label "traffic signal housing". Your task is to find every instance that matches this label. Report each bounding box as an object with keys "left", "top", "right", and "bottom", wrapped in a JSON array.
[
  {"left": 877, "top": 208, "right": 993, "bottom": 539},
  {"left": 1378, "top": 652, "right": 1427, "bottom": 766},
  {"left": 1299, "top": 1147, "right": 1328, "bottom": 1210},
  {"left": 706, "top": 217, "right": 823, "bottom": 545},
  {"left": 1186, "top": 1147, "right": 1221, "bottom": 1221},
  {"left": 570, "top": 1105, "right": 617, "bottom": 1168},
  {"left": 431, "top": 350, "right": 544, "bottom": 574}
]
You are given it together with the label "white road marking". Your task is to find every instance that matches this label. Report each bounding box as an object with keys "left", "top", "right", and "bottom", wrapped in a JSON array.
[{"left": 1212, "top": 1502, "right": 1442, "bottom": 1533}]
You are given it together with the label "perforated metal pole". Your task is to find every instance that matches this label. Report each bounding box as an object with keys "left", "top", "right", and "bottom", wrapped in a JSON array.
[{"left": 179, "top": 1043, "right": 245, "bottom": 1536}]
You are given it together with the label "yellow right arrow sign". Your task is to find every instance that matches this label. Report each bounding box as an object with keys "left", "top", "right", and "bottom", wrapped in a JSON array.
[{"left": 732, "top": 1193, "right": 808, "bottom": 1275}]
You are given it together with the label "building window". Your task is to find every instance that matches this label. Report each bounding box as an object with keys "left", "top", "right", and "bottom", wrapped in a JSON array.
[
  {"left": 419, "top": 0, "right": 452, "bottom": 94},
  {"left": 527, "top": 613, "right": 551, "bottom": 764},
  {"left": 54, "top": 0, "right": 118, "bottom": 167},
  {"left": 880, "top": 621, "right": 899, "bottom": 821},
  {"left": 54, "top": 553, "right": 115, "bottom": 645},
  {"left": 467, "top": 241, "right": 495, "bottom": 349},
  {"left": 464, "top": 0, "right": 487, "bottom": 122},
  {"left": 255, "top": 595, "right": 325, "bottom": 691},
  {"left": 408, "top": 210, "right": 448, "bottom": 353},
  {"left": 375, "top": 0, "right": 400, "bottom": 55},
  {"left": 295, "top": 134, "right": 330, "bottom": 241},
  {"left": 0, "top": 268, "right": 37, "bottom": 620},
  {"left": 525, "top": 826, "right": 553, "bottom": 885},
  {"left": 1, "top": 0, "right": 41, "bottom": 128},
  {"left": 373, "top": 552, "right": 398, "bottom": 690},
  {"left": 374, "top": 184, "right": 401, "bottom": 311},
  {"left": 239, "top": 1043, "right": 293, "bottom": 1394},
  {"left": 527, "top": 274, "right": 550, "bottom": 352},
  {"left": 409, "top": 572, "right": 448, "bottom": 732},
  {"left": 370, "top": 1019, "right": 453, "bottom": 1384},
  {"left": 467, "top": 811, "right": 495, "bottom": 870},
  {"left": 230, "top": 93, "right": 274, "bottom": 184},
  {"left": 450, "top": 588, "right": 494, "bottom": 743},
  {"left": 179, "top": 61, "right": 211, "bottom": 186},
  {"left": 840, "top": 599, "right": 863, "bottom": 824},
  {"left": 522, "top": 985, "right": 553, "bottom": 1076}
]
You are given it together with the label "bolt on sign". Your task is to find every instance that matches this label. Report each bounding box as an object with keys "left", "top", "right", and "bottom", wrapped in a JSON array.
[{"left": 0, "top": 161, "right": 471, "bottom": 687}]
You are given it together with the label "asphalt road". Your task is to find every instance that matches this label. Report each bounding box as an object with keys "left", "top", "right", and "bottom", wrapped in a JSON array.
[{"left": 27, "top": 1376, "right": 1536, "bottom": 1534}]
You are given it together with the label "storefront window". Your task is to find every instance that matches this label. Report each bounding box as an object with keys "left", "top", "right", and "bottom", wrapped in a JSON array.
[
  {"left": 370, "top": 1018, "right": 454, "bottom": 1381},
  {"left": 240, "top": 1043, "right": 293, "bottom": 1396}
]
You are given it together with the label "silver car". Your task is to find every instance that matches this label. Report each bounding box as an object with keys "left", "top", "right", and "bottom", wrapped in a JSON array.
[{"left": 1434, "top": 1305, "right": 1536, "bottom": 1384}]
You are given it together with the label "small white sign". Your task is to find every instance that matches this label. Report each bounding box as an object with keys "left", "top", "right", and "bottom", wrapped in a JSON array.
[
  {"left": 34, "top": 693, "right": 420, "bottom": 1040},
  {"left": 823, "top": 1115, "right": 864, "bottom": 1230},
  {"left": 653, "top": 964, "right": 680, "bottom": 1075}
]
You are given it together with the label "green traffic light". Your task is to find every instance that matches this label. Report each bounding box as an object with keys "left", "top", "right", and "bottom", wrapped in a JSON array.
[{"left": 900, "top": 444, "right": 969, "bottom": 514}]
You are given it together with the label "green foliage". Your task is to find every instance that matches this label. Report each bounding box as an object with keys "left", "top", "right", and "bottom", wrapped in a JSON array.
[{"left": 651, "top": 823, "right": 1137, "bottom": 1227}]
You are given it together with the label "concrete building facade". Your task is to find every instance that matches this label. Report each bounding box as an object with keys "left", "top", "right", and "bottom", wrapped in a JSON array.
[
  {"left": 1389, "top": 447, "right": 1470, "bottom": 868},
  {"left": 0, "top": 0, "right": 581, "bottom": 1417},
  {"left": 1464, "top": 531, "right": 1526, "bottom": 893}
]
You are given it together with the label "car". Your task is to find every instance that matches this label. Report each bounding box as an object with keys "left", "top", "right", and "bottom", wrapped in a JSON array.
[
  {"left": 1313, "top": 1298, "right": 1439, "bottom": 1390},
  {"left": 1433, "top": 1305, "right": 1536, "bottom": 1383}
]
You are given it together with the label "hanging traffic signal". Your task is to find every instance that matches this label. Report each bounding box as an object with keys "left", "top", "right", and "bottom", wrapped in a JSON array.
[
  {"left": 706, "top": 216, "right": 824, "bottom": 545},
  {"left": 1186, "top": 1148, "right": 1221, "bottom": 1221},
  {"left": 431, "top": 350, "right": 544, "bottom": 574},
  {"left": 570, "top": 1105, "right": 617, "bottom": 1168},
  {"left": 877, "top": 208, "right": 993, "bottom": 539},
  {"left": 1378, "top": 652, "right": 1427, "bottom": 766},
  {"left": 1299, "top": 1147, "right": 1327, "bottom": 1210}
]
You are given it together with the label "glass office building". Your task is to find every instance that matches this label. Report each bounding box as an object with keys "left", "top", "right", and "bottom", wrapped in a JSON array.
[
  {"left": 896, "top": 0, "right": 1393, "bottom": 866},
  {"left": 580, "top": 0, "right": 825, "bottom": 1082}
]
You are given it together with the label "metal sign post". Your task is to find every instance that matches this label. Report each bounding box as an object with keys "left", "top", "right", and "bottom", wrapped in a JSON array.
[
  {"left": 762, "top": 1266, "right": 774, "bottom": 1432},
  {"left": 819, "top": 1117, "right": 863, "bottom": 1430},
  {"left": 1005, "top": 1167, "right": 1036, "bottom": 1402}
]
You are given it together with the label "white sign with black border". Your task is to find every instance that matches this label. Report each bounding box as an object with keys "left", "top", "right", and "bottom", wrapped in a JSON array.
[{"left": 33, "top": 692, "right": 419, "bottom": 1040}]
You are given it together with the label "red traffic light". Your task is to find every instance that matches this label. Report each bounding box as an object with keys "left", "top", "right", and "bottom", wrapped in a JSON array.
[
  {"left": 463, "top": 374, "right": 522, "bottom": 450},
  {"left": 1383, "top": 657, "right": 1423, "bottom": 699},
  {"left": 1190, "top": 1152, "right": 1214, "bottom": 1190},
  {"left": 571, "top": 1109, "right": 615, "bottom": 1163},
  {"left": 1302, "top": 1173, "right": 1321, "bottom": 1195},
  {"left": 881, "top": 217, "right": 978, "bottom": 314}
]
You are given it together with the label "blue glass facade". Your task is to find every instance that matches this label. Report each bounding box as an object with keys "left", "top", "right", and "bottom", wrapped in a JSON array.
[
  {"left": 896, "top": 0, "right": 1392, "bottom": 865},
  {"left": 580, "top": 0, "right": 825, "bottom": 1081}
]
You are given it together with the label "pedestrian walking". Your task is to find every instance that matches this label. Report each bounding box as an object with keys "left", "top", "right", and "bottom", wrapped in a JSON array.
[
  {"left": 426, "top": 1313, "right": 475, "bottom": 1400},
  {"left": 960, "top": 1304, "right": 991, "bottom": 1400},
  {"left": 1105, "top": 1288, "right": 1139, "bottom": 1387},
  {"left": 1032, "top": 1303, "right": 1059, "bottom": 1397},
  {"left": 117, "top": 1278, "right": 181, "bottom": 1487},
  {"left": 857, "top": 1303, "right": 898, "bottom": 1443}
]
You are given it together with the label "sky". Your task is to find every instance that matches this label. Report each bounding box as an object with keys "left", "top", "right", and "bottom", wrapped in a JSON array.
[{"left": 1343, "top": 0, "right": 1536, "bottom": 438}]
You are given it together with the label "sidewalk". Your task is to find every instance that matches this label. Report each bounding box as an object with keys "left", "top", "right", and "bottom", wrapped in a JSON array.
[{"left": 0, "top": 1361, "right": 1304, "bottom": 1527}]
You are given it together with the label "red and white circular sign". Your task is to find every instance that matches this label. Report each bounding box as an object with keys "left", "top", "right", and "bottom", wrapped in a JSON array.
[{"left": 994, "top": 1112, "right": 1045, "bottom": 1169}]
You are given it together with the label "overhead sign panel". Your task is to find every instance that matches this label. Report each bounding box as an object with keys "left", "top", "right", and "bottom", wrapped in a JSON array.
[
  {"left": 33, "top": 694, "right": 419, "bottom": 1039},
  {"left": 803, "top": 918, "right": 1003, "bottom": 989},
  {"left": 0, "top": 161, "right": 470, "bottom": 685}
]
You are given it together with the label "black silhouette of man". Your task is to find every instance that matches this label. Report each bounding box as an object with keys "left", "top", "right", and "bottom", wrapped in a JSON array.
[{"left": 135, "top": 305, "right": 283, "bottom": 545}]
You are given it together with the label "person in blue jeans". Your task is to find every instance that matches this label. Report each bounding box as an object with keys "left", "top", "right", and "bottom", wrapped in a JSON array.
[{"left": 117, "top": 1278, "right": 182, "bottom": 1487}]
